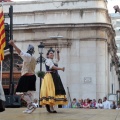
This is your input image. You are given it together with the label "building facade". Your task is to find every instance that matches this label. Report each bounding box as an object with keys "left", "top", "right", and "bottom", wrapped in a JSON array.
[
  {"left": 110, "top": 12, "right": 120, "bottom": 96},
  {"left": 1, "top": 0, "right": 119, "bottom": 101},
  {"left": 110, "top": 14, "right": 120, "bottom": 54}
]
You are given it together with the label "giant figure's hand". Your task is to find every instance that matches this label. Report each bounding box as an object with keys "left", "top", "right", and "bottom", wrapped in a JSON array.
[{"left": 9, "top": 40, "right": 14, "bottom": 46}]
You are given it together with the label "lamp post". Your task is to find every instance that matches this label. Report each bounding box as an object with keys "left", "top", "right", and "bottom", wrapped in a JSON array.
[{"left": 38, "top": 42, "right": 44, "bottom": 107}]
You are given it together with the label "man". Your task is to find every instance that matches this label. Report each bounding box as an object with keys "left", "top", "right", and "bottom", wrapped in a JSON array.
[
  {"left": 103, "top": 97, "right": 111, "bottom": 109},
  {"left": 9, "top": 40, "right": 36, "bottom": 114}
]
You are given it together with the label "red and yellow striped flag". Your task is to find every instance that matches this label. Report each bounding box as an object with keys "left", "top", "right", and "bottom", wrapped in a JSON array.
[{"left": 0, "top": 6, "right": 6, "bottom": 62}]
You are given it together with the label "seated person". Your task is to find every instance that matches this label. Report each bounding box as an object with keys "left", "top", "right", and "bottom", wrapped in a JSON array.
[
  {"left": 71, "top": 98, "right": 77, "bottom": 108},
  {"left": 83, "top": 99, "right": 90, "bottom": 109},
  {"left": 77, "top": 99, "right": 83, "bottom": 108},
  {"left": 116, "top": 104, "right": 120, "bottom": 110},
  {"left": 90, "top": 99, "right": 96, "bottom": 109},
  {"left": 96, "top": 99, "right": 103, "bottom": 109},
  {"left": 110, "top": 101, "right": 117, "bottom": 109}
]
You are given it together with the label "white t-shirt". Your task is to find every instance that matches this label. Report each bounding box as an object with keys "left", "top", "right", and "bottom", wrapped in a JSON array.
[
  {"left": 20, "top": 51, "right": 31, "bottom": 62},
  {"left": 103, "top": 100, "right": 111, "bottom": 109}
]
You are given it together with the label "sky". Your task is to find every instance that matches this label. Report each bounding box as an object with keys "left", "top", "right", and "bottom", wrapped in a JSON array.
[
  {"left": 10, "top": 0, "right": 120, "bottom": 13},
  {"left": 107, "top": 0, "right": 120, "bottom": 13}
]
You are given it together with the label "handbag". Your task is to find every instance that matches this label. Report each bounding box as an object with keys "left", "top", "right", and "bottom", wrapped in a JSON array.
[{"left": 0, "top": 99, "right": 5, "bottom": 112}]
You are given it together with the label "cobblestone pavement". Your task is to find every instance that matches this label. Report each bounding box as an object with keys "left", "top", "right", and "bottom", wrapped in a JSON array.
[{"left": 0, "top": 108, "right": 120, "bottom": 120}]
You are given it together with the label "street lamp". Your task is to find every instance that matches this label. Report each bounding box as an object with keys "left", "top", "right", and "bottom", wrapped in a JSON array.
[{"left": 38, "top": 42, "right": 44, "bottom": 107}]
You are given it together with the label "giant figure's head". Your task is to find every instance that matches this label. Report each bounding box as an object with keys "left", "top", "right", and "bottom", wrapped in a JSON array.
[{"left": 27, "top": 44, "right": 35, "bottom": 55}]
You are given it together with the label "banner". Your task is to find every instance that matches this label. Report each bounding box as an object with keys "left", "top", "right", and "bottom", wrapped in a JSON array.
[{"left": 0, "top": 6, "right": 6, "bottom": 62}]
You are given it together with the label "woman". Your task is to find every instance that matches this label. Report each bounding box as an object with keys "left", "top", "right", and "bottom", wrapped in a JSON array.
[
  {"left": 90, "top": 99, "right": 96, "bottom": 109},
  {"left": 83, "top": 99, "right": 90, "bottom": 109},
  {"left": 96, "top": 99, "right": 103, "bottom": 109},
  {"left": 40, "top": 49, "right": 68, "bottom": 113}
]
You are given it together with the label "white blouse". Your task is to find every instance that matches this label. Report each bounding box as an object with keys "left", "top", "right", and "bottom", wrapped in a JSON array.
[
  {"left": 45, "top": 58, "right": 54, "bottom": 69},
  {"left": 96, "top": 103, "right": 103, "bottom": 108}
]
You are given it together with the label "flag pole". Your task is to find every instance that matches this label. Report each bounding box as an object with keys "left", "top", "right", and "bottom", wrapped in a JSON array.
[{"left": 0, "top": 0, "right": 6, "bottom": 103}]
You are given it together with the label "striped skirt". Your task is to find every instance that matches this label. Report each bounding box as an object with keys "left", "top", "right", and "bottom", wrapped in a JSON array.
[{"left": 40, "top": 73, "right": 68, "bottom": 106}]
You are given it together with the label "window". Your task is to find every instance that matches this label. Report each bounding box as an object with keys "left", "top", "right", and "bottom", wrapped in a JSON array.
[{"left": 0, "top": 54, "right": 23, "bottom": 89}]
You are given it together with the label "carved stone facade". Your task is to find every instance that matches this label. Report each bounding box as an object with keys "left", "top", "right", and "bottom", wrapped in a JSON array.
[
  {"left": 1, "top": 0, "right": 119, "bottom": 101},
  {"left": 110, "top": 13, "right": 120, "bottom": 95}
]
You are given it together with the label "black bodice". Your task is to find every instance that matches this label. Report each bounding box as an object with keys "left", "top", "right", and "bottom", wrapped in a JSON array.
[
  {"left": 45, "top": 61, "right": 58, "bottom": 73},
  {"left": 45, "top": 59, "right": 66, "bottom": 95},
  {"left": 45, "top": 64, "right": 51, "bottom": 71}
]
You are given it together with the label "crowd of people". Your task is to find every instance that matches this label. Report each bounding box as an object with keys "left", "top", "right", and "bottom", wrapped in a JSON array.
[{"left": 67, "top": 97, "right": 120, "bottom": 110}]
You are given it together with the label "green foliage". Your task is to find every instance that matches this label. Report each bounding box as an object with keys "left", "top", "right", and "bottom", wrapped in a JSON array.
[{"left": 36, "top": 71, "right": 45, "bottom": 78}]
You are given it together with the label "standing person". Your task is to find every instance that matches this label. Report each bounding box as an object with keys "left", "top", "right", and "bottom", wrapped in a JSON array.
[
  {"left": 103, "top": 97, "right": 111, "bottom": 109},
  {"left": 0, "top": 81, "right": 5, "bottom": 112},
  {"left": 40, "top": 49, "right": 68, "bottom": 113},
  {"left": 9, "top": 40, "right": 36, "bottom": 114}
]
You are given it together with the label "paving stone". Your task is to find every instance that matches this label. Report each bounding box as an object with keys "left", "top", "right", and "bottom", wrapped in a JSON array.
[{"left": 0, "top": 108, "right": 120, "bottom": 120}]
